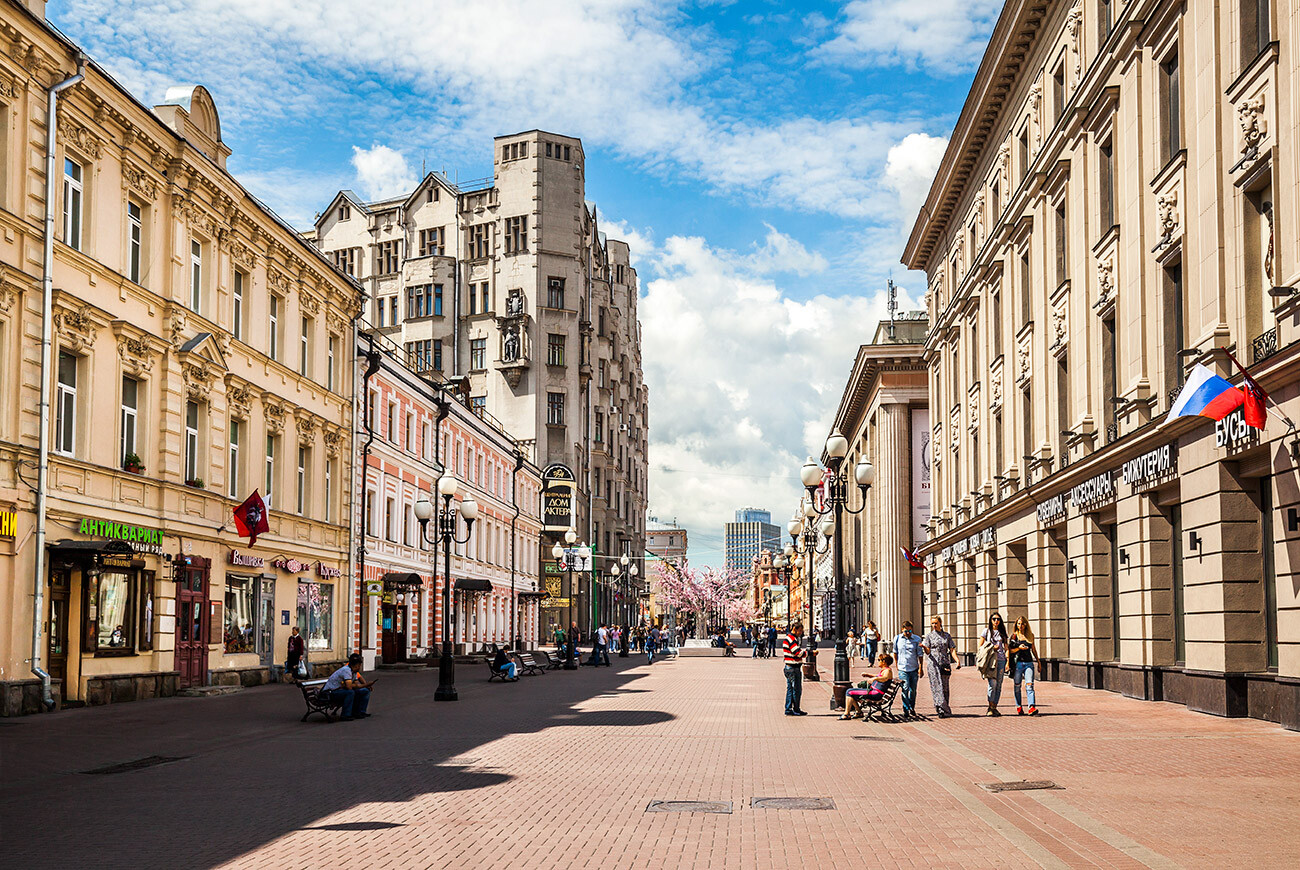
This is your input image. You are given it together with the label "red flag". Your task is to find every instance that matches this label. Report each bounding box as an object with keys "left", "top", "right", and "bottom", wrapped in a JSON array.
[
  {"left": 1224, "top": 350, "right": 1269, "bottom": 430},
  {"left": 233, "top": 490, "right": 270, "bottom": 546},
  {"left": 901, "top": 546, "right": 924, "bottom": 569}
]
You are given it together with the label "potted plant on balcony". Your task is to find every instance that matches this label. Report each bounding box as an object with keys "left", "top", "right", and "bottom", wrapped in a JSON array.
[
  {"left": 185, "top": 477, "right": 205, "bottom": 489},
  {"left": 123, "top": 453, "right": 144, "bottom": 474}
]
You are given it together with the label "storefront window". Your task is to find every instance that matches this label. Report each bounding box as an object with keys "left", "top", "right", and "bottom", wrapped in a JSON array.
[
  {"left": 296, "top": 581, "right": 333, "bottom": 650},
  {"left": 225, "top": 577, "right": 257, "bottom": 653},
  {"left": 96, "top": 572, "right": 134, "bottom": 651}
]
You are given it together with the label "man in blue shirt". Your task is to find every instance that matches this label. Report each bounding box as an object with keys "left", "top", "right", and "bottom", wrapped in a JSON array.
[
  {"left": 892, "top": 621, "right": 924, "bottom": 719},
  {"left": 322, "top": 653, "right": 371, "bottom": 720}
]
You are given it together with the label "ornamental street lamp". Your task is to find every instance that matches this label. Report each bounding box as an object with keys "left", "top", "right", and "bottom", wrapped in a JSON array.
[
  {"left": 773, "top": 554, "right": 793, "bottom": 632},
  {"left": 414, "top": 474, "right": 478, "bottom": 703},
  {"left": 788, "top": 514, "right": 824, "bottom": 680},
  {"left": 550, "top": 529, "right": 588, "bottom": 670},
  {"left": 799, "top": 430, "right": 874, "bottom": 709}
]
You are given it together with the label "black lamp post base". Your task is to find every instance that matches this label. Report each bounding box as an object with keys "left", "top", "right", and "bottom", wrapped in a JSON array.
[
  {"left": 434, "top": 654, "right": 457, "bottom": 701},
  {"left": 830, "top": 681, "right": 849, "bottom": 710},
  {"left": 434, "top": 686, "right": 459, "bottom": 702}
]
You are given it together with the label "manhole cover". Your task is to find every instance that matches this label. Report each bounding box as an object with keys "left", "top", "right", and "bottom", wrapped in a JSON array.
[
  {"left": 751, "top": 797, "right": 836, "bottom": 810},
  {"left": 81, "top": 755, "right": 189, "bottom": 775},
  {"left": 646, "top": 800, "right": 731, "bottom": 813},
  {"left": 983, "top": 780, "right": 1059, "bottom": 793},
  {"left": 852, "top": 736, "right": 903, "bottom": 742}
]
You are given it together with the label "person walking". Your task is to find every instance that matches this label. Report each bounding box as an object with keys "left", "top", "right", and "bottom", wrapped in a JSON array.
[
  {"left": 863, "top": 621, "right": 880, "bottom": 665},
  {"left": 1008, "top": 616, "right": 1040, "bottom": 715},
  {"left": 597, "top": 623, "right": 611, "bottom": 666},
  {"left": 979, "top": 613, "right": 1010, "bottom": 716},
  {"left": 285, "top": 626, "right": 306, "bottom": 682},
  {"left": 752, "top": 626, "right": 763, "bottom": 657},
  {"left": 646, "top": 625, "right": 660, "bottom": 664},
  {"left": 782, "top": 621, "right": 807, "bottom": 716},
  {"left": 892, "top": 621, "right": 924, "bottom": 719},
  {"left": 846, "top": 630, "right": 859, "bottom": 662},
  {"left": 766, "top": 625, "right": 779, "bottom": 657},
  {"left": 921, "top": 616, "right": 959, "bottom": 717}
]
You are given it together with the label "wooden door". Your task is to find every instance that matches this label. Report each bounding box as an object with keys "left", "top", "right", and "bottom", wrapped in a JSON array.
[
  {"left": 47, "top": 568, "right": 71, "bottom": 685},
  {"left": 381, "top": 603, "right": 396, "bottom": 664},
  {"left": 175, "top": 559, "right": 210, "bottom": 688},
  {"left": 394, "top": 605, "right": 407, "bottom": 662}
]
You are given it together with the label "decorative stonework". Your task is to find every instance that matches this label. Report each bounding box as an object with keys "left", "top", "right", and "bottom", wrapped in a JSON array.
[
  {"left": 264, "top": 400, "right": 287, "bottom": 435},
  {"left": 168, "top": 307, "right": 188, "bottom": 349},
  {"left": 267, "top": 267, "right": 291, "bottom": 295},
  {"left": 1237, "top": 93, "right": 1266, "bottom": 162},
  {"left": 121, "top": 162, "right": 158, "bottom": 200},
  {"left": 1050, "top": 299, "right": 1068, "bottom": 355},
  {"left": 181, "top": 200, "right": 221, "bottom": 239},
  {"left": 1028, "top": 82, "right": 1043, "bottom": 151},
  {"left": 1154, "top": 189, "right": 1180, "bottom": 251},
  {"left": 1095, "top": 256, "right": 1115, "bottom": 311},
  {"left": 1065, "top": 2, "right": 1084, "bottom": 78},
  {"left": 323, "top": 426, "right": 344, "bottom": 459},
  {"left": 116, "top": 334, "right": 156, "bottom": 376},
  {"left": 300, "top": 292, "right": 321, "bottom": 317},
  {"left": 295, "top": 411, "right": 318, "bottom": 448},
  {"left": 53, "top": 304, "right": 97, "bottom": 353},
  {"left": 226, "top": 379, "right": 253, "bottom": 419},
  {"left": 182, "top": 362, "right": 214, "bottom": 401},
  {"left": 57, "top": 114, "right": 102, "bottom": 159},
  {"left": 1016, "top": 334, "right": 1032, "bottom": 386},
  {"left": 990, "top": 369, "right": 1003, "bottom": 410},
  {"left": 230, "top": 239, "right": 257, "bottom": 270},
  {"left": 327, "top": 312, "right": 348, "bottom": 336},
  {"left": 968, "top": 388, "right": 980, "bottom": 432},
  {"left": 997, "top": 142, "right": 1011, "bottom": 189},
  {"left": 0, "top": 76, "right": 16, "bottom": 99}
]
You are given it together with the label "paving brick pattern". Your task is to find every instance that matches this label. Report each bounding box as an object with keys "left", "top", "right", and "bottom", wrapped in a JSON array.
[{"left": 1, "top": 652, "right": 1297, "bottom": 868}]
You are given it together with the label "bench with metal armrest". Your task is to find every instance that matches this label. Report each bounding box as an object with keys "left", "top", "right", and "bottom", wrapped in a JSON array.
[
  {"left": 299, "top": 678, "right": 344, "bottom": 722},
  {"left": 512, "top": 652, "right": 546, "bottom": 676}
]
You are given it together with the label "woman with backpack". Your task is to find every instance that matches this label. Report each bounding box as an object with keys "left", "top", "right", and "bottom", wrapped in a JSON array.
[{"left": 978, "top": 612, "right": 1009, "bottom": 716}]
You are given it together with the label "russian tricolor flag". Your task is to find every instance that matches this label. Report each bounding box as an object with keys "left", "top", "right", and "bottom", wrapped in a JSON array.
[{"left": 1168, "top": 364, "right": 1245, "bottom": 422}]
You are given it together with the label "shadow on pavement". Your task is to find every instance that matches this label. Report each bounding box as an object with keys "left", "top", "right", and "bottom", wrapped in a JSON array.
[{"left": 0, "top": 656, "right": 665, "bottom": 869}]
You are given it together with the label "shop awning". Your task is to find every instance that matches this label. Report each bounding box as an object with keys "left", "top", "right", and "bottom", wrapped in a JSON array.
[
  {"left": 518, "top": 590, "right": 549, "bottom": 600},
  {"left": 380, "top": 572, "right": 424, "bottom": 591},
  {"left": 48, "top": 539, "right": 135, "bottom": 556},
  {"left": 455, "top": 577, "right": 492, "bottom": 593}
]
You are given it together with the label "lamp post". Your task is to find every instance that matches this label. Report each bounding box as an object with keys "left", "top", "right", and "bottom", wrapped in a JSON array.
[
  {"left": 799, "top": 430, "right": 874, "bottom": 709},
  {"left": 550, "top": 529, "right": 589, "bottom": 670},
  {"left": 773, "top": 554, "right": 792, "bottom": 632},
  {"left": 788, "top": 512, "right": 824, "bottom": 681},
  {"left": 414, "top": 474, "right": 478, "bottom": 703}
]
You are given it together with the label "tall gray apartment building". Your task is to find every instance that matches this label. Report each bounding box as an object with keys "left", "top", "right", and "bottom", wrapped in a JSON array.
[
  {"left": 311, "top": 131, "right": 648, "bottom": 579},
  {"left": 725, "top": 508, "right": 780, "bottom": 572}
]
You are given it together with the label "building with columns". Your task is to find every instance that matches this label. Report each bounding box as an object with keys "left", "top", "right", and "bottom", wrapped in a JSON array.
[
  {"left": 821, "top": 315, "right": 930, "bottom": 639},
  {"left": 311, "top": 133, "right": 648, "bottom": 642},
  {"left": 0, "top": 0, "right": 361, "bottom": 713},
  {"left": 904, "top": 0, "right": 1300, "bottom": 728}
]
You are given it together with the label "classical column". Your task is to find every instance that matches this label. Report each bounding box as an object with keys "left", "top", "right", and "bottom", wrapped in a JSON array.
[{"left": 876, "top": 402, "right": 911, "bottom": 635}]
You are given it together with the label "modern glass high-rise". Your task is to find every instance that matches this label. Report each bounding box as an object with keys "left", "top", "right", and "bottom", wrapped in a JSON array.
[{"left": 725, "top": 508, "right": 780, "bottom": 572}]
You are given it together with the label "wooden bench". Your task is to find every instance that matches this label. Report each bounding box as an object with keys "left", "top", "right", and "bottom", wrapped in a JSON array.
[
  {"left": 535, "top": 650, "right": 565, "bottom": 670},
  {"left": 299, "top": 678, "right": 344, "bottom": 722},
  {"left": 488, "top": 660, "right": 519, "bottom": 682},
  {"left": 513, "top": 652, "right": 546, "bottom": 676}
]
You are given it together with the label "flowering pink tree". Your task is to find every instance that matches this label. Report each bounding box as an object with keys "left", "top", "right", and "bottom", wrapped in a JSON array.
[{"left": 654, "top": 562, "right": 750, "bottom": 638}]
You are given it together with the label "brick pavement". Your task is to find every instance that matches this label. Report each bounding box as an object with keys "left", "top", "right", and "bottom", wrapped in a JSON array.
[{"left": 1, "top": 651, "right": 1297, "bottom": 869}]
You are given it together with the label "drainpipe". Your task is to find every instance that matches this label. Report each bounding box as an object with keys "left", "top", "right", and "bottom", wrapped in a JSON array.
[
  {"left": 510, "top": 448, "right": 523, "bottom": 649},
  {"left": 358, "top": 336, "right": 381, "bottom": 659},
  {"left": 431, "top": 391, "right": 449, "bottom": 650},
  {"left": 32, "top": 55, "right": 86, "bottom": 712}
]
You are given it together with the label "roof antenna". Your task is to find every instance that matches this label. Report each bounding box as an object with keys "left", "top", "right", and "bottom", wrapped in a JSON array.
[{"left": 886, "top": 275, "right": 898, "bottom": 339}]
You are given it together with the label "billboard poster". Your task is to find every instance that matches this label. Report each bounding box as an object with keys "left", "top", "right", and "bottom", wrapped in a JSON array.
[
  {"left": 911, "top": 408, "right": 931, "bottom": 546},
  {"left": 542, "top": 463, "right": 576, "bottom": 532}
]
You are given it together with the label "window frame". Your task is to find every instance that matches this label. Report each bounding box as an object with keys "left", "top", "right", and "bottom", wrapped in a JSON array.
[
  {"left": 62, "top": 157, "right": 83, "bottom": 251},
  {"left": 120, "top": 375, "right": 138, "bottom": 468},
  {"left": 55, "top": 351, "right": 77, "bottom": 457},
  {"left": 127, "top": 200, "right": 143, "bottom": 284},
  {"left": 184, "top": 400, "right": 201, "bottom": 483}
]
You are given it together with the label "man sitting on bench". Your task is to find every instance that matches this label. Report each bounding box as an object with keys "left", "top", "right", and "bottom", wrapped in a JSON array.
[
  {"left": 492, "top": 647, "right": 519, "bottom": 680},
  {"left": 322, "top": 653, "right": 372, "bottom": 720}
]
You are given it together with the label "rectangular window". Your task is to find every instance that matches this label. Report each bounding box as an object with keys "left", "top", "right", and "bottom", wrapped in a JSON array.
[
  {"left": 470, "top": 338, "right": 486, "bottom": 370},
  {"left": 232, "top": 270, "right": 245, "bottom": 340},
  {"left": 481, "top": 283, "right": 489, "bottom": 314},
  {"left": 547, "top": 391, "right": 565, "bottom": 426},
  {"left": 300, "top": 316, "right": 312, "bottom": 377},
  {"left": 1159, "top": 51, "right": 1181, "bottom": 163},
  {"left": 468, "top": 223, "right": 492, "bottom": 259},
  {"left": 297, "top": 446, "right": 308, "bottom": 516},
  {"left": 547, "top": 277, "right": 565, "bottom": 309},
  {"left": 547, "top": 333, "right": 566, "bottom": 366},
  {"left": 1163, "top": 263, "right": 1185, "bottom": 401},
  {"left": 190, "top": 239, "right": 203, "bottom": 312},
  {"left": 296, "top": 581, "right": 333, "bottom": 651},
  {"left": 1099, "top": 138, "right": 1116, "bottom": 233},
  {"left": 994, "top": 409, "right": 1004, "bottom": 475},
  {"left": 405, "top": 412, "right": 414, "bottom": 452},
  {"left": 269, "top": 295, "right": 280, "bottom": 361},
  {"left": 386, "top": 497, "right": 396, "bottom": 541},
  {"left": 992, "top": 289, "right": 1003, "bottom": 360},
  {"left": 228, "top": 419, "right": 241, "bottom": 498},
  {"left": 56, "top": 352, "right": 76, "bottom": 456},
  {"left": 1171, "top": 505, "right": 1185, "bottom": 663},
  {"left": 418, "top": 227, "right": 445, "bottom": 257},
  {"left": 1242, "top": 0, "right": 1271, "bottom": 65},
  {"left": 93, "top": 571, "right": 135, "bottom": 652},
  {"left": 378, "top": 240, "right": 400, "bottom": 274},
  {"left": 599, "top": 360, "right": 606, "bottom": 388},
  {"left": 1022, "top": 385, "right": 1034, "bottom": 463},
  {"left": 389, "top": 297, "right": 398, "bottom": 326},
  {"left": 265, "top": 434, "right": 276, "bottom": 506},
  {"left": 1017, "top": 128, "right": 1030, "bottom": 184},
  {"left": 468, "top": 283, "right": 478, "bottom": 316},
  {"left": 1105, "top": 522, "right": 1120, "bottom": 660},
  {"left": 1057, "top": 358, "right": 1070, "bottom": 463},
  {"left": 339, "top": 202, "right": 351, "bottom": 221},
  {"left": 327, "top": 335, "right": 337, "bottom": 390},
  {"left": 1055, "top": 202, "right": 1068, "bottom": 286},
  {"left": 224, "top": 577, "right": 256, "bottom": 654},
  {"left": 1099, "top": 0, "right": 1113, "bottom": 43},
  {"left": 184, "top": 401, "right": 200, "bottom": 483},
  {"left": 324, "top": 459, "right": 333, "bottom": 523},
  {"left": 595, "top": 410, "right": 604, "bottom": 443},
  {"left": 434, "top": 284, "right": 444, "bottom": 316},
  {"left": 504, "top": 215, "right": 529, "bottom": 254},
  {"left": 1052, "top": 62, "right": 1066, "bottom": 125},
  {"left": 366, "top": 490, "right": 377, "bottom": 536},
  {"left": 63, "top": 158, "right": 83, "bottom": 250},
  {"left": 434, "top": 339, "right": 443, "bottom": 371},
  {"left": 1020, "top": 249, "right": 1032, "bottom": 327},
  {"left": 1102, "top": 316, "right": 1119, "bottom": 435},
  {"left": 120, "top": 375, "right": 138, "bottom": 467},
  {"left": 127, "top": 201, "right": 142, "bottom": 284},
  {"left": 387, "top": 400, "right": 397, "bottom": 443},
  {"left": 330, "top": 247, "right": 357, "bottom": 276},
  {"left": 404, "top": 503, "right": 414, "bottom": 547},
  {"left": 470, "top": 395, "right": 486, "bottom": 415}
]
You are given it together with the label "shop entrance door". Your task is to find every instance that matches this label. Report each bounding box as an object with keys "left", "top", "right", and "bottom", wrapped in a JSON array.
[
  {"left": 176, "top": 558, "right": 210, "bottom": 688},
  {"left": 258, "top": 580, "right": 275, "bottom": 667},
  {"left": 381, "top": 603, "right": 408, "bottom": 664},
  {"left": 46, "top": 568, "right": 71, "bottom": 686}
]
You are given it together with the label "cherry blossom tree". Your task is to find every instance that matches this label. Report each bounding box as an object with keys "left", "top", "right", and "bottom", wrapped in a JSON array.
[{"left": 653, "top": 561, "right": 750, "bottom": 638}]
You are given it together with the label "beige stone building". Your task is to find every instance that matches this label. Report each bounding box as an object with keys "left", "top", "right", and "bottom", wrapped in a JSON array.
[
  {"left": 903, "top": 0, "right": 1299, "bottom": 727},
  {"left": 312, "top": 134, "right": 648, "bottom": 635},
  {"left": 0, "top": 1, "right": 361, "bottom": 713},
  {"left": 824, "top": 316, "right": 929, "bottom": 638}
]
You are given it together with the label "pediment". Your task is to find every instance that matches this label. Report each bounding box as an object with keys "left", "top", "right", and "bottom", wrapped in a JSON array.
[{"left": 177, "top": 331, "right": 228, "bottom": 371}]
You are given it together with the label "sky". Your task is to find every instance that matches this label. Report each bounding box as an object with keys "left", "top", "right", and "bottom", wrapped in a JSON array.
[{"left": 46, "top": 0, "right": 999, "bottom": 567}]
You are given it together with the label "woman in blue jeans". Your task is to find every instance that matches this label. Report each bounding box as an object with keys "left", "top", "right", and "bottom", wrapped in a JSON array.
[{"left": 1007, "top": 617, "right": 1040, "bottom": 715}]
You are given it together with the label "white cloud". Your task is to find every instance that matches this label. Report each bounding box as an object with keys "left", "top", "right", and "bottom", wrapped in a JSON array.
[
  {"left": 884, "top": 132, "right": 950, "bottom": 237},
  {"left": 351, "top": 144, "right": 417, "bottom": 201},
  {"left": 814, "top": 0, "right": 1002, "bottom": 75},
  {"left": 642, "top": 230, "right": 889, "bottom": 566}
]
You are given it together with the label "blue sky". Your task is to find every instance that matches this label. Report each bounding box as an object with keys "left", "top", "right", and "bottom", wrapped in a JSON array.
[{"left": 48, "top": 0, "right": 999, "bottom": 565}]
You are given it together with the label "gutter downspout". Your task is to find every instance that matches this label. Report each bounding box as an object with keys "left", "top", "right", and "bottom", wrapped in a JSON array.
[
  {"left": 359, "top": 336, "right": 381, "bottom": 660},
  {"left": 431, "top": 393, "right": 449, "bottom": 650},
  {"left": 32, "top": 55, "right": 86, "bottom": 712},
  {"left": 510, "top": 449, "right": 522, "bottom": 649},
  {"left": 344, "top": 291, "right": 365, "bottom": 663}
]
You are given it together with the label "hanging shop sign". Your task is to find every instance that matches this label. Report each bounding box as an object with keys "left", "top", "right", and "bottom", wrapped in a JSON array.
[
  {"left": 541, "top": 463, "right": 576, "bottom": 532},
  {"left": 229, "top": 550, "right": 265, "bottom": 568},
  {"left": 271, "top": 556, "right": 310, "bottom": 573},
  {"left": 78, "top": 517, "right": 164, "bottom": 555},
  {"left": 1122, "top": 443, "right": 1177, "bottom": 492},
  {"left": 102, "top": 553, "right": 140, "bottom": 569},
  {"left": 0, "top": 508, "right": 15, "bottom": 538},
  {"left": 1215, "top": 407, "right": 1258, "bottom": 453},
  {"left": 1070, "top": 470, "right": 1116, "bottom": 512},
  {"left": 316, "top": 562, "right": 341, "bottom": 579},
  {"left": 365, "top": 580, "right": 384, "bottom": 596}
]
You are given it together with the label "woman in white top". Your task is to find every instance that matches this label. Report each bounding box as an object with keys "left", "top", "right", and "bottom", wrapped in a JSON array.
[
  {"left": 979, "top": 613, "right": 1009, "bottom": 716},
  {"left": 846, "top": 630, "right": 859, "bottom": 661},
  {"left": 862, "top": 621, "right": 881, "bottom": 666}
]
